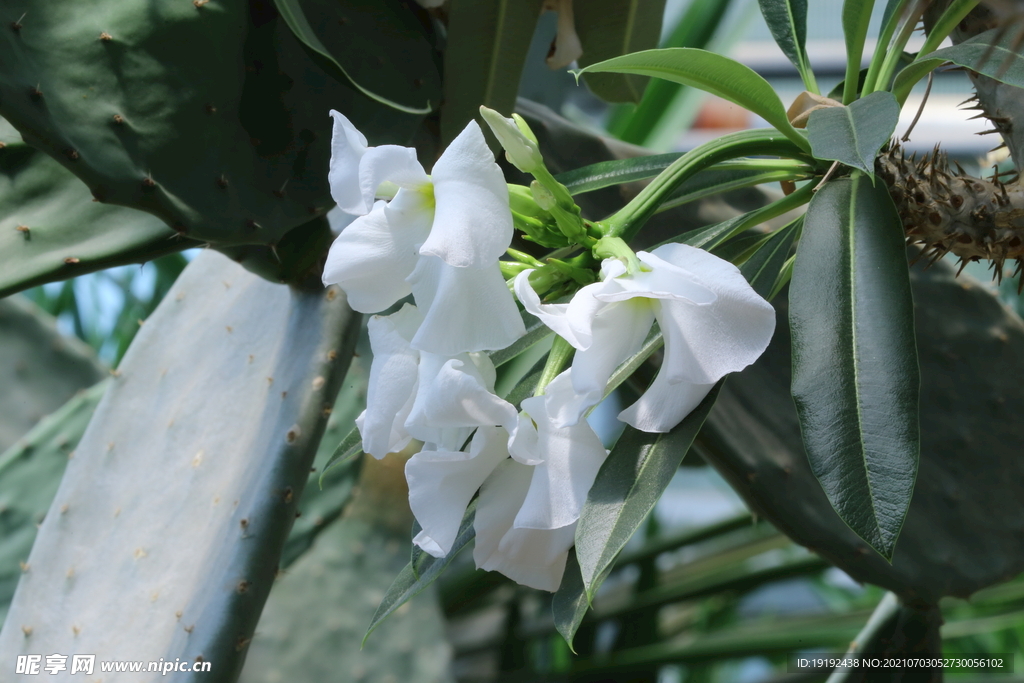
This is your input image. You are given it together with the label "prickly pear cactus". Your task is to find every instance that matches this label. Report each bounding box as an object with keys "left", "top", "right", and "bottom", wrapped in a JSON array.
[
  {"left": 0, "top": 382, "right": 106, "bottom": 627},
  {"left": 699, "top": 252, "right": 1024, "bottom": 603},
  {"left": 0, "top": 296, "right": 106, "bottom": 450},
  {"left": 0, "top": 0, "right": 428, "bottom": 255},
  {"left": 0, "top": 117, "right": 190, "bottom": 297},
  {"left": 0, "top": 250, "right": 361, "bottom": 681}
]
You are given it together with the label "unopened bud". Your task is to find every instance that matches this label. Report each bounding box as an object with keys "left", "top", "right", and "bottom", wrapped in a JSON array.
[
  {"left": 480, "top": 106, "right": 544, "bottom": 173},
  {"left": 530, "top": 180, "right": 557, "bottom": 211}
]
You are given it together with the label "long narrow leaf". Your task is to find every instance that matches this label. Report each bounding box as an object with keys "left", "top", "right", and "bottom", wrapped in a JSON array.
[
  {"left": 790, "top": 175, "right": 919, "bottom": 560},
  {"left": 841, "top": 0, "right": 876, "bottom": 103},
  {"left": 575, "top": 383, "right": 724, "bottom": 598},
  {"left": 364, "top": 502, "right": 476, "bottom": 642},
  {"left": 740, "top": 218, "right": 802, "bottom": 300},
  {"left": 575, "top": 49, "right": 809, "bottom": 151},
  {"left": 758, "top": 0, "right": 817, "bottom": 91}
]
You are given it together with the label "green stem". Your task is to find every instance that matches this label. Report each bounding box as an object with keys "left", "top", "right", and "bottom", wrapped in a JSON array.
[
  {"left": 655, "top": 166, "right": 815, "bottom": 214},
  {"left": 863, "top": 0, "right": 910, "bottom": 94},
  {"left": 601, "top": 129, "right": 810, "bottom": 243},
  {"left": 870, "top": 0, "right": 926, "bottom": 95},
  {"left": 916, "top": 0, "right": 980, "bottom": 57},
  {"left": 799, "top": 53, "right": 820, "bottom": 96},
  {"left": 535, "top": 336, "right": 575, "bottom": 396},
  {"left": 649, "top": 178, "right": 819, "bottom": 253}
]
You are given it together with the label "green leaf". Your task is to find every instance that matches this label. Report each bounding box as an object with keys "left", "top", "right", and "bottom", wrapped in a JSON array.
[
  {"left": 554, "top": 155, "right": 811, "bottom": 200},
  {"left": 271, "top": 0, "right": 439, "bottom": 114},
  {"left": 891, "top": 58, "right": 946, "bottom": 104},
  {"left": 841, "top": 0, "right": 876, "bottom": 103},
  {"left": 757, "top": 0, "right": 817, "bottom": 92},
  {"left": 925, "top": 28, "right": 1024, "bottom": 88},
  {"left": 575, "top": 49, "right": 808, "bottom": 151},
  {"left": 575, "top": 0, "right": 667, "bottom": 103},
  {"left": 555, "top": 153, "right": 682, "bottom": 195},
  {"left": 739, "top": 218, "right": 802, "bottom": 300},
  {"left": 574, "top": 383, "right": 723, "bottom": 598},
  {"left": 608, "top": 0, "right": 738, "bottom": 144},
  {"left": 551, "top": 550, "right": 588, "bottom": 650},
  {"left": 364, "top": 502, "right": 476, "bottom": 643},
  {"left": 790, "top": 175, "right": 919, "bottom": 561},
  {"left": 441, "top": 0, "right": 544, "bottom": 146},
  {"left": 891, "top": 26, "right": 1024, "bottom": 104},
  {"left": 319, "top": 425, "right": 362, "bottom": 485},
  {"left": 806, "top": 91, "right": 900, "bottom": 176}
]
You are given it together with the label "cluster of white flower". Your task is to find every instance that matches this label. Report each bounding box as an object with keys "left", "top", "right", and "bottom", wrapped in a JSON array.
[{"left": 323, "top": 110, "right": 776, "bottom": 591}]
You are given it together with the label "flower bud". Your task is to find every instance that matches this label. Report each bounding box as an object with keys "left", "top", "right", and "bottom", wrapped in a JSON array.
[
  {"left": 530, "top": 180, "right": 557, "bottom": 211},
  {"left": 480, "top": 106, "right": 544, "bottom": 173}
]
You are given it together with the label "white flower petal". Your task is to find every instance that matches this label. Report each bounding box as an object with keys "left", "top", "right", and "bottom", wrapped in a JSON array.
[
  {"left": 406, "top": 427, "right": 510, "bottom": 557},
  {"left": 358, "top": 305, "right": 422, "bottom": 458},
  {"left": 514, "top": 271, "right": 580, "bottom": 348},
  {"left": 618, "top": 373, "right": 717, "bottom": 433},
  {"left": 408, "top": 255, "right": 526, "bottom": 355},
  {"left": 515, "top": 372, "right": 609, "bottom": 529},
  {"left": 567, "top": 298, "right": 655, "bottom": 422},
  {"left": 473, "top": 458, "right": 575, "bottom": 592},
  {"left": 328, "top": 110, "right": 369, "bottom": 215},
  {"left": 595, "top": 250, "right": 717, "bottom": 305},
  {"left": 322, "top": 202, "right": 420, "bottom": 313},
  {"left": 419, "top": 121, "right": 513, "bottom": 268},
  {"left": 359, "top": 145, "right": 429, "bottom": 199},
  {"left": 508, "top": 412, "right": 542, "bottom": 466},
  {"left": 650, "top": 250, "right": 775, "bottom": 385},
  {"left": 405, "top": 353, "right": 518, "bottom": 443}
]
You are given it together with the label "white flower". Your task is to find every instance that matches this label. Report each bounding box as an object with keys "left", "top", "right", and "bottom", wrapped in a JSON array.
[
  {"left": 323, "top": 111, "right": 525, "bottom": 354},
  {"left": 515, "top": 243, "right": 776, "bottom": 433},
  {"left": 357, "top": 304, "right": 518, "bottom": 459},
  {"left": 405, "top": 371, "right": 609, "bottom": 592}
]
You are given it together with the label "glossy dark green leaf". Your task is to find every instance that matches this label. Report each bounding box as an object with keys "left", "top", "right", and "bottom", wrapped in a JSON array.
[
  {"left": 575, "top": 383, "right": 723, "bottom": 598},
  {"left": 575, "top": 0, "right": 667, "bottom": 103},
  {"left": 271, "top": 0, "right": 439, "bottom": 114},
  {"left": 441, "top": 0, "right": 544, "bottom": 146},
  {"left": 739, "top": 218, "right": 802, "bottom": 300},
  {"left": 364, "top": 502, "right": 476, "bottom": 643},
  {"left": 576, "top": 49, "right": 807, "bottom": 150},
  {"left": 757, "top": 0, "right": 816, "bottom": 89},
  {"left": 790, "top": 175, "right": 919, "bottom": 560},
  {"left": 806, "top": 91, "right": 899, "bottom": 176}
]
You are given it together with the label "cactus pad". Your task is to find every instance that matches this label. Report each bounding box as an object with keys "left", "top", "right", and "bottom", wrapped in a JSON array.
[{"left": 0, "top": 250, "right": 360, "bottom": 680}]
